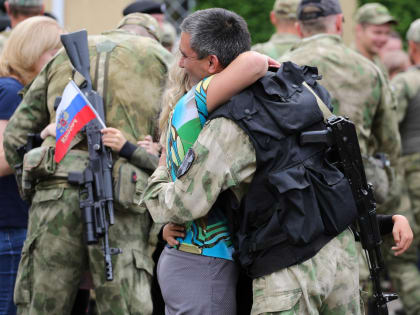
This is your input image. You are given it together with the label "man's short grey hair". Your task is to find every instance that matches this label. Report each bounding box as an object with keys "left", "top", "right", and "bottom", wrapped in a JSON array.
[
  {"left": 180, "top": 8, "right": 251, "bottom": 68},
  {"left": 299, "top": 14, "right": 338, "bottom": 37}
]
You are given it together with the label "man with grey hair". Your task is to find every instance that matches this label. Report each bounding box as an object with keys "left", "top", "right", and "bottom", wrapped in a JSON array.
[
  {"left": 390, "top": 18, "right": 420, "bottom": 315},
  {"left": 252, "top": 0, "right": 300, "bottom": 59},
  {"left": 143, "top": 8, "right": 253, "bottom": 314}
]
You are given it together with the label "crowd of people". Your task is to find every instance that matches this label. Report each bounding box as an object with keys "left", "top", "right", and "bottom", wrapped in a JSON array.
[{"left": 0, "top": 0, "right": 419, "bottom": 314}]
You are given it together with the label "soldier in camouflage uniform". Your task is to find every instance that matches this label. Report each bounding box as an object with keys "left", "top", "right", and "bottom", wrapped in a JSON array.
[
  {"left": 280, "top": 1, "right": 414, "bottom": 313},
  {"left": 280, "top": 0, "right": 400, "bottom": 205},
  {"left": 251, "top": 0, "right": 300, "bottom": 59},
  {"left": 0, "top": 0, "right": 45, "bottom": 52},
  {"left": 389, "top": 19, "right": 420, "bottom": 315},
  {"left": 353, "top": 3, "right": 397, "bottom": 76},
  {"left": 3, "top": 13, "right": 172, "bottom": 315}
]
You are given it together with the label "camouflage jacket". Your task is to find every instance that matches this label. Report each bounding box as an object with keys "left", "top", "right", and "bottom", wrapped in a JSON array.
[
  {"left": 281, "top": 34, "right": 400, "bottom": 164},
  {"left": 252, "top": 33, "right": 300, "bottom": 60},
  {"left": 142, "top": 118, "right": 256, "bottom": 224},
  {"left": 391, "top": 66, "right": 420, "bottom": 125},
  {"left": 4, "top": 28, "right": 172, "bottom": 181}
]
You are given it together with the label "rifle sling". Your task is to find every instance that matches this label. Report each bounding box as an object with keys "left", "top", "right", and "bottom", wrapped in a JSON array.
[{"left": 302, "top": 81, "right": 333, "bottom": 121}]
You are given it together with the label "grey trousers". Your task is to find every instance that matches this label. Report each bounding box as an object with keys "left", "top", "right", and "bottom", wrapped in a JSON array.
[{"left": 157, "top": 246, "right": 239, "bottom": 315}]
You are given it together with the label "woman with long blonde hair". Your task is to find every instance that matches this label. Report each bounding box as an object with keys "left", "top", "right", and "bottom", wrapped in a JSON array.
[{"left": 0, "top": 16, "right": 63, "bottom": 315}]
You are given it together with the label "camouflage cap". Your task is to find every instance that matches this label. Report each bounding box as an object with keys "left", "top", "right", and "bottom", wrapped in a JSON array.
[
  {"left": 407, "top": 19, "right": 420, "bottom": 43},
  {"left": 116, "top": 13, "right": 161, "bottom": 41},
  {"left": 273, "top": 0, "right": 300, "bottom": 19},
  {"left": 355, "top": 3, "right": 397, "bottom": 25},
  {"left": 7, "top": 0, "right": 43, "bottom": 5},
  {"left": 297, "top": 0, "right": 342, "bottom": 21}
]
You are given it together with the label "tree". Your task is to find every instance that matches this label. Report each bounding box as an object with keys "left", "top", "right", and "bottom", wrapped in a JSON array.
[
  {"left": 358, "top": 0, "right": 420, "bottom": 39},
  {"left": 194, "top": 0, "right": 274, "bottom": 45}
]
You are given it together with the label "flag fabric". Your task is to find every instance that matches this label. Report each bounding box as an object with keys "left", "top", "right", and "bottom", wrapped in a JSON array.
[{"left": 54, "top": 80, "right": 98, "bottom": 163}]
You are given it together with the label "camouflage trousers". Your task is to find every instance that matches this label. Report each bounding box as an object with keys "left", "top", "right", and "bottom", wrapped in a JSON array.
[
  {"left": 14, "top": 185, "right": 154, "bottom": 315},
  {"left": 252, "top": 229, "right": 362, "bottom": 315},
  {"left": 384, "top": 153, "right": 420, "bottom": 315}
]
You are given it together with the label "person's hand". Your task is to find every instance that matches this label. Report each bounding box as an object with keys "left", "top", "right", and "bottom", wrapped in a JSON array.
[
  {"left": 163, "top": 223, "right": 185, "bottom": 246},
  {"left": 158, "top": 147, "right": 166, "bottom": 167},
  {"left": 137, "top": 135, "right": 161, "bottom": 157},
  {"left": 267, "top": 56, "right": 281, "bottom": 68},
  {"left": 391, "top": 215, "right": 413, "bottom": 256},
  {"left": 101, "top": 127, "right": 127, "bottom": 153},
  {"left": 40, "top": 123, "right": 56, "bottom": 139}
]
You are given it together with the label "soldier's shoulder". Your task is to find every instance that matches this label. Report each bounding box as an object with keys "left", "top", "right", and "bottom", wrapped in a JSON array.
[
  {"left": 111, "top": 32, "right": 171, "bottom": 62},
  {"left": 392, "top": 67, "right": 420, "bottom": 93},
  {"left": 252, "top": 41, "right": 272, "bottom": 54},
  {"left": 393, "top": 67, "right": 420, "bottom": 82}
]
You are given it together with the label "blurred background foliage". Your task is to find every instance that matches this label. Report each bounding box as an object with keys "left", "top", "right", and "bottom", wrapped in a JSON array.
[
  {"left": 358, "top": 0, "right": 420, "bottom": 39},
  {"left": 195, "top": 0, "right": 420, "bottom": 45},
  {"left": 195, "top": 0, "right": 273, "bottom": 45}
]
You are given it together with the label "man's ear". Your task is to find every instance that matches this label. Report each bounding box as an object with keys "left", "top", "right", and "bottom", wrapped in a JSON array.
[
  {"left": 4, "top": 1, "right": 10, "bottom": 15},
  {"left": 408, "top": 41, "right": 418, "bottom": 59},
  {"left": 355, "top": 24, "right": 363, "bottom": 38},
  {"left": 336, "top": 14, "right": 343, "bottom": 34},
  {"left": 207, "top": 54, "right": 223, "bottom": 74},
  {"left": 270, "top": 11, "right": 277, "bottom": 27},
  {"left": 296, "top": 22, "right": 304, "bottom": 38}
]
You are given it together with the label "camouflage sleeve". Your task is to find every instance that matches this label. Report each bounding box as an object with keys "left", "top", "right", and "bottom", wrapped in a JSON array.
[
  {"left": 3, "top": 65, "right": 50, "bottom": 169},
  {"left": 370, "top": 71, "right": 401, "bottom": 164},
  {"left": 391, "top": 74, "right": 411, "bottom": 124},
  {"left": 129, "top": 146, "right": 158, "bottom": 172},
  {"left": 142, "top": 117, "right": 256, "bottom": 224}
]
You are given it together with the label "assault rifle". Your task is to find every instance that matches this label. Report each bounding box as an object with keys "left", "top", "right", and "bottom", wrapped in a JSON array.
[
  {"left": 300, "top": 115, "right": 398, "bottom": 315},
  {"left": 61, "top": 30, "right": 121, "bottom": 281}
]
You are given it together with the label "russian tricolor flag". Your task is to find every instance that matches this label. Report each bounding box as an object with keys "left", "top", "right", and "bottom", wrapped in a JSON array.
[{"left": 54, "top": 80, "right": 104, "bottom": 163}]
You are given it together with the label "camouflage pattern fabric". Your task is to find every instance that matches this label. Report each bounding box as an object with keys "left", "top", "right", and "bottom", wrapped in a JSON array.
[
  {"left": 280, "top": 34, "right": 400, "bottom": 185},
  {"left": 372, "top": 55, "right": 390, "bottom": 79},
  {"left": 142, "top": 117, "right": 361, "bottom": 314},
  {"left": 253, "top": 229, "right": 361, "bottom": 315},
  {"left": 161, "top": 21, "right": 177, "bottom": 50},
  {"left": 387, "top": 67, "right": 420, "bottom": 315},
  {"left": 3, "top": 28, "right": 172, "bottom": 315},
  {"left": 252, "top": 33, "right": 300, "bottom": 59},
  {"left": 407, "top": 19, "right": 420, "bottom": 42},
  {"left": 354, "top": 2, "right": 396, "bottom": 25},
  {"left": 273, "top": 0, "right": 300, "bottom": 19}
]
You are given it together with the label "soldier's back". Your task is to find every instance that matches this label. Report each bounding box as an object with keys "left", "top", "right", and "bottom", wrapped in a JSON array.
[
  {"left": 47, "top": 30, "right": 171, "bottom": 146},
  {"left": 252, "top": 33, "right": 300, "bottom": 60},
  {"left": 280, "top": 33, "right": 397, "bottom": 159}
]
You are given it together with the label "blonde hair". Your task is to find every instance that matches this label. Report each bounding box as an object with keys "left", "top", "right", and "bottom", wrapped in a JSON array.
[
  {"left": 158, "top": 51, "right": 193, "bottom": 137},
  {"left": 0, "top": 16, "right": 63, "bottom": 85}
]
